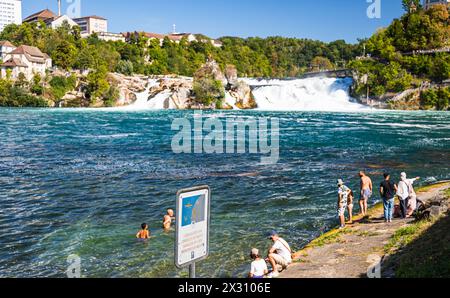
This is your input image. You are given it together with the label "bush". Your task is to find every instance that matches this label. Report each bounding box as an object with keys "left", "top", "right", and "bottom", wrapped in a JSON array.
[
  {"left": 420, "top": 87, "right": 450, "bottom": 110},
  {"left": 193, "top": 76, "right": 225, "bottom": 106},
  {"left": 0, "top": 86, "right": 48, "bottom": 107},
  {"left": 49, "top": 75, "right": 77, "bottom": 100},
  {"left": 116, "top": 60, "right": 134, "bottom": 75}
]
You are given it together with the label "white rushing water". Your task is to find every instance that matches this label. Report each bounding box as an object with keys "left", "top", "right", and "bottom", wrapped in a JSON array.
[
  {"left": 244, "top": 77, "right": 368, "bottom": 112},
  {"left": 121, "top": 77, "right": 368, "bottom": 111},
  {"left": 120, "top": 79, "right": 171, "bottom": 111}
]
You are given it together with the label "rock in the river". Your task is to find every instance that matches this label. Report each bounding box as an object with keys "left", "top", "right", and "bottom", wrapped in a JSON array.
[
  {"left": 225, "top": 65, "right": 238, "bottom": 87},
  {"left": 229, "top": 80, "right": 257, "bottom": 109},
  {"left": 109, "top": 73, "right": 147, "bottom": 106},
  {"left": 194, "top": 59, "right": 228, "bottom": 86},
  {"left": 148, "top": 77, "right": 194, "bottom": 109}
]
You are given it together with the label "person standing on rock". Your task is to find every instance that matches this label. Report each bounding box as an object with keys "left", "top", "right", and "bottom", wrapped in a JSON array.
[
  {"left": 359, "top": 171, "right": 373, "bottom": 217},
  {"left": 380, "top": 173, "right": 398, "bottom": 223},
  {"left": 398, "top": 172, "right": 420, "bottom": 217},
  {"left": 397, "top": 174, "right": 409, "bottom": 219},
  {"left": 337, "top": 179, "right": 351, "bottom": 229}
]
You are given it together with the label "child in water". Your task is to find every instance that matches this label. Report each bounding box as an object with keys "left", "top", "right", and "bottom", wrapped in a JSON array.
[{"left": 136, "top": 223, "right": 151, "bottom": 239}]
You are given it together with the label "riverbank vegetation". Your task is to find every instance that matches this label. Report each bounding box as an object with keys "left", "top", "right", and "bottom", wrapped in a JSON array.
[{"left": 350, "top": 3, "right": 450, "bottom": 110}]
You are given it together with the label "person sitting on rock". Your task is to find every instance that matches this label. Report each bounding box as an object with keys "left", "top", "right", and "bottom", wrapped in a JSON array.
[{"left": 266, "top": 231, "right": 292, "bottom": 278}]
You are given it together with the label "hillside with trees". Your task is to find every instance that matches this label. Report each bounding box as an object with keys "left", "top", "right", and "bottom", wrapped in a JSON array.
[
  {"left": 0, "top": 19, "right": 359, "bottom": 107},
  {"left": 349, "top": 2, "right": 450, "bottom": 110}
]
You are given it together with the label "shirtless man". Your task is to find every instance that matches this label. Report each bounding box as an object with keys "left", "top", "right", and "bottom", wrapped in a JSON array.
[
  {"left": 359, "top": 171, "right": 373, "bottom": 217},
  {"left": 163, "top": 209, "right": 175, "bottom": 230}
]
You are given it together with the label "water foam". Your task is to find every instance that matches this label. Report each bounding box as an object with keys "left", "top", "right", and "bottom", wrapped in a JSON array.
[{"left": 244, "top": 77, "right": 368, "bottom": 112}]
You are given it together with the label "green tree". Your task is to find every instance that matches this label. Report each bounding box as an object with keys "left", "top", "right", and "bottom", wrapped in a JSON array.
[
  {"left": 87, "top": 65, "right": 110, "bottom": 105},
  {"left": 52, "top": 40, "right": 78, "bottom": 69}
]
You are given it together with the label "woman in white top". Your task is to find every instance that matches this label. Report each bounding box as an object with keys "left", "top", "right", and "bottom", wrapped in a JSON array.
[
  {"left": 398, "top": 172, "right": 420, "bottom": 218},
  {"left": 248, "top": 248, "right": 268, "bottom": 278},
  {"left": 402, "top": 172, "right": 420, "bottom": 216}
]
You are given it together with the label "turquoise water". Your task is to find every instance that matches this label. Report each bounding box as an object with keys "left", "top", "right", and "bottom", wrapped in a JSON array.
[{"left": 0, "top": 108, "right": 449, "bottom": 278}]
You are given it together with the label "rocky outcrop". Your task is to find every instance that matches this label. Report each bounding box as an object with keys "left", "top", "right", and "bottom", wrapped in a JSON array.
[
  {"left": 415, "top": 193, "right": 449, "bottom": 220},
  {"left": 194, "top": 59, "right": 228, "bottom": 86},
  {"left": 225, "top": 65, "right": 238, "bottom": 87},
  {"left": 109, "top": 73, "right": 147, "bottom": 106},
  {"left": 386, "top": 88, "right": 421, "bottom": 110},
  {"left": 148, "top": 77, "right": 194, "bottom": 109},
  {"left": 228, "top": 80, "right": 256, "bottom": 109}
]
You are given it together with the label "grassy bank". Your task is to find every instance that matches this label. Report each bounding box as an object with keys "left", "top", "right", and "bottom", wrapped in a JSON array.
[{"left": 383, "top": 187, "right": 450, "bottom": 278}]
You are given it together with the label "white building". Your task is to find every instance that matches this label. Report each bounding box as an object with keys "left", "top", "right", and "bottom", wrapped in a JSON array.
[
  {"left": 0, "top": 40, "right": 15, "bottom": 60},
  {"left": 73, "top": 15, "right": 108, "bottom": 36},
  {"left": 44, "top": 15, "right": 79, "bottom": 30},
  {"left": 423, "top": 0, "right": 450, "bottom": 9},
  {"left": 97, "top": 32, "right": 125, "bottom": 42},
  {"left": 23, "top": 9, "right": 78, "bottom": 30},
  {"left": 0, "top": 44, "right": 52, "bottom": 80},
  {"left": 0, "top": 0, "right": 22, "bottom": 32}
]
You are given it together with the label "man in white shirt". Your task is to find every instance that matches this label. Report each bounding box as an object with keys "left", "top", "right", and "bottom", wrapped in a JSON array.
[{"left": 267, "top": 231, "right": 292, "bottom": 277}]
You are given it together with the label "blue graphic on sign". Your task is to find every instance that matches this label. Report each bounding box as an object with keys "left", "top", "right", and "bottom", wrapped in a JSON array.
[{"left": 181, "top": 195, "right": 206, "bottom": 227}]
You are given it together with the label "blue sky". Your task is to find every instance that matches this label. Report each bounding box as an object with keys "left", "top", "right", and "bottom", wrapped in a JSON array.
[{"left": 23, "top": 0, "right": 405, "bottom": 43}]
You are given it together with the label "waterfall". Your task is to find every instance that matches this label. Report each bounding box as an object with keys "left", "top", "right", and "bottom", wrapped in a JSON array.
[
  {"left": 243, "top": 77, "right": 368, "bottom": 112},
  {"left": 120, "top": 76, "right": 367, "bottom": 111},
  {"left": 121, "top": 79, "right": 171, "bottom": 110}
]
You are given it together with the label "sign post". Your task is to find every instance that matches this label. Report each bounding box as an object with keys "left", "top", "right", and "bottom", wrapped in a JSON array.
[{"left": 175, "top": 186, "right": 211, "bottom": 278}]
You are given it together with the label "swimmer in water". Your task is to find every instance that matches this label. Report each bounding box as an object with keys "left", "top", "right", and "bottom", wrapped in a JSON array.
[
  {"left": 136, "top": 223, "right": 150, "bottom": 239},
  {"left": 163, "top": 209, "right": 175, "bottom": 230}
]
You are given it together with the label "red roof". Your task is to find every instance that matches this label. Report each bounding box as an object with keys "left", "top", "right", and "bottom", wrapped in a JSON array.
[
  {"left": 143, "top": 32, "right": 166, "bottom": 39},
  {"left": 8, "top": 45, "right": 50, "bottom": 64},
  {"left": 23, "top": 9, "right": 57, "bottom": 23},
  {"left": 0, "top": 41, "right": 15, "bottom": 48},
  {"left": 1, "top": 58, "right": 28, "bottom": 68}
]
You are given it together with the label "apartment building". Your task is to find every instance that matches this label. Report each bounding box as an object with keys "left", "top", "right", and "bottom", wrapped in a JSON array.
[
  {"left": 0, "top": 0, "right": 22, "bottom": 32},
  {"left": 73, "top": 15, "right": 108, "bottom": 36}
]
